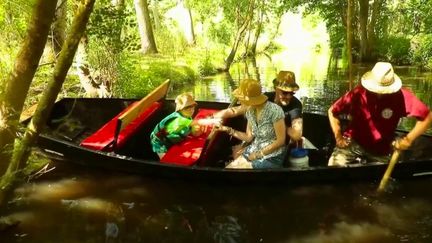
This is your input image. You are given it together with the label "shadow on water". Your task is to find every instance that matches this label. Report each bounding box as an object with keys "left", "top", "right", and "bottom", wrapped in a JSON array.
[{"left": 1, "top": 58, "right": 432, "bottom": 242}]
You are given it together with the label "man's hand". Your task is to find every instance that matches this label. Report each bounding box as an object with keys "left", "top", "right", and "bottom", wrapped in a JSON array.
[
  {"left": 393, "top": 136, "right": 412, "bottom": 150},
  {"left": 335, "top": 135, "right": 351, "bottom": 148}
]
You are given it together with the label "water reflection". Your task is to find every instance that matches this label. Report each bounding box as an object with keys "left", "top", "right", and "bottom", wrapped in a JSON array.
[{"left": 1, "top": 162, "right": 432, "bottom": 242}]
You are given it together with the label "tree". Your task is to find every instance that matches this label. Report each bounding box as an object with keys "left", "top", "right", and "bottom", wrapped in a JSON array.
[
  {"left": 51, "top": 0, "right": 68, "bottom": 57},
  {"left": 2, "top": 0, "right": 96, "bottom": 187},
  {"left": 347, "top": 0, "right": 354, "bottom": 89},
  {"left": 134, "top": 0, "right": 157, "bottom": 54},
  {"left": 0, "top": 0, "right": 58, "bottom": 176},
  {"left": 76, "top": 0, "right": 126, "bottom": 98},
  {"left": 223, "top": 0, "right": 255, "bottom": 70}
]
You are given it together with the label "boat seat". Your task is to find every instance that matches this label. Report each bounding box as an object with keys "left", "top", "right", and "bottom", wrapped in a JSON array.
[
  {"left": 80, "top": 101, "right": 162, "bottom": 151},
  {"left": 160, "top": 108, "right": 217, "bottom": 166}
]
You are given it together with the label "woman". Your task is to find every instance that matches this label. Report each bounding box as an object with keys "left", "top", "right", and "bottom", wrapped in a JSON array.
[{"left": 217, "top": 79, "right": 286, "bottom": 169}]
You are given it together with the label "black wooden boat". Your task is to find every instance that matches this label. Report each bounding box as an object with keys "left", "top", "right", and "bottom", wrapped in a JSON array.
[{"left": 30, "top": 81, "right": 432, "bottom": 184}]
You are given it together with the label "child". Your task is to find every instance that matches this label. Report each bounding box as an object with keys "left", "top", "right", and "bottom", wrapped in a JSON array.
[{"left": 150, "top": 93, "right": 203, "bottom": 159}]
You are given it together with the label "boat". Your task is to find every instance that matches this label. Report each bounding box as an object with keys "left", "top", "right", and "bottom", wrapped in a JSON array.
[{"left": 27, "top": 80, "right": 432, "bottom": 184}]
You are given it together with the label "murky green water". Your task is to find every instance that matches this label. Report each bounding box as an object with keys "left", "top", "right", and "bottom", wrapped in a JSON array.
[{"left": 1, "top": 58, "right": 432, "bottom": 242}]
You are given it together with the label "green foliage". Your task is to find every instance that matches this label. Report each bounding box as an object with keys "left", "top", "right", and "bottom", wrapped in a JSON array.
[
  {"left": 87, "top": 0, "right": 126, "bottom": 52},
  {"left": 410, "top": 34, "right": 432, "bottom": 69},
  {"left": 376, "top": 36, "right": 411, "bottom": 65},
  {"left": 154, "top": 20, "right": 190, "bottom": 57},
  {"left": 197, "top": 50, "right": 217, "bottom": 76},
  {"left": 87, "top": 38, "right": 120, "bottom": 92},
  {"left": 208, "top": 20, "right": 233, "bottom": 45},
  {"left": 114, "top": 54, "right": 198, "bottom": 98},
  {"left": 0, "top": 1, "right": 33, "bottom": 84}
]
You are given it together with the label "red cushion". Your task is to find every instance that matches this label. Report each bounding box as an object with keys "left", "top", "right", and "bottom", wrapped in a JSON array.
[
  {"left": 80, "top": 102, "right": 161, "bottom": 151},
  {"left": 160, "top": 108, "right": 218, "bottom": 166}
]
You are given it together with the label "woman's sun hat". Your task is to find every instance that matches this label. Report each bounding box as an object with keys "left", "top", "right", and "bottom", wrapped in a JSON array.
[
  {"left": 232, "top": 79, "right": 268, "bottom": 106},
  {"left": 274, "top": 71, "right": 299, "bottom": 92},
  {"left": 361, "top": 62, "right": 402, "bottom": 94},
  {"left": 175, "top": 92, "right": 197, "bottom": 111},
  {"left": 232, "top": 78, "right": 254, "bottom": 100}
]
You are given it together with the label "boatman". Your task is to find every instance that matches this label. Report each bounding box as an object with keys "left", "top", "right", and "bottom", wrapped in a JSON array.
[{"left": 328, "top": 62, "right": 432, "bottom": 166}]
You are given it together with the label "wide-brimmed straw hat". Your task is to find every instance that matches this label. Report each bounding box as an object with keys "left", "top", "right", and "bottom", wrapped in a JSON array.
[
  {"left": 175, "top": 92, "right": 197, "bottom": 111},
  {"left": 232, "top": 79, "right": 268, "bottom": 106},
  {"left": 274, "top": 71, "right": 299, "bottom": 92},
  {"left": 232, "top": 78, "right": 254, "bottom": 100},
  {"left": 361, "top": 62, "right": 402, "bottom": 94}
]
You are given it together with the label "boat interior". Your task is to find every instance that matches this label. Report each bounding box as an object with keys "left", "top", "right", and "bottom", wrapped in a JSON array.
[
  {"left": 40, "top": 97, "right": 336, "bottom": 168},
  {"left": 37, "top": 95, "right": 432, "bottom": 168}
]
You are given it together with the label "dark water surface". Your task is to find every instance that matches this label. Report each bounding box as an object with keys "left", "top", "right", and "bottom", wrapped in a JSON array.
[{"left": 1, "top": 64, "right": 432, "bottom": 242}]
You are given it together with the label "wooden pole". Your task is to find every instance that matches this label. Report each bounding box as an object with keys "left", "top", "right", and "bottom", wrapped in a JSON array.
[{"left": 377, "top": 150, "right": 401, "bottom": 192}]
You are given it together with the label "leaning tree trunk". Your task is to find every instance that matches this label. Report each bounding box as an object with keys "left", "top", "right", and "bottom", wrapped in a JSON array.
[
  {"left": 250, "top": 9, "right": 264, "bottom": 56},
  {"left": 134, "top": 0, "right": 158, "bottom": 54},
  {"left": 224, "top": 1, "right": 254, "bottom": 71},
  {"left": 224, "top": 21, "right": 250, "bottom": 71},
  {"left": 0, "top": 0, "right": 58, "bottom": 176},
  {"left": 3, "top": 0, "right": 96, "bottom": 187}
]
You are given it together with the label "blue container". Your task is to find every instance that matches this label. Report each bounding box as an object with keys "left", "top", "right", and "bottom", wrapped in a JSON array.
[{"left": 289, "top": 148, "right": 309, "bottom": 168}]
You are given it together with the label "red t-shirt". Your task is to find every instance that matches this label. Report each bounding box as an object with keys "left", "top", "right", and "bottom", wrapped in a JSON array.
[{"left": 331, "top": 85, "right": 430, "bottom": 155}]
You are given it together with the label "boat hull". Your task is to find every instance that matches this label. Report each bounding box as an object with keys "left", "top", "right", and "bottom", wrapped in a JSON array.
[{"left": 32, "top": 98, "right": 432, "bottom": 184}]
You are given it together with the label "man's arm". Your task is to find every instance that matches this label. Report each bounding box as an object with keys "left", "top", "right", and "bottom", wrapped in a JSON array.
[
  {"left": 328, "top": 105, "right": 350, "bottom": 148},
  {"left": 287, "top": 117, "right": 302, "bottom": 141},
  {"left": 395, "top": 111, "right": 432, "bottom": 150}
]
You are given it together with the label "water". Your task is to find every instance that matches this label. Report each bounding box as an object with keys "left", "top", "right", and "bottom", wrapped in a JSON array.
[
  {"left": 1, "top": 164, "right": 432, "bottom": 242},
  {"left": 1, "top": 61, "right": 432, "bottom": 242}
]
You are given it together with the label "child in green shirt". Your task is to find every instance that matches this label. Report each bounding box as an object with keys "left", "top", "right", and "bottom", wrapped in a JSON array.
[{"left": 150, "top": 93, "right": 202, "bottom": 159}]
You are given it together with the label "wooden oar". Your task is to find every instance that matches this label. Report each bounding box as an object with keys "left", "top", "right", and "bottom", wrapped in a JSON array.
[{"left": 377, "top": 149, "right": 401, "bottom": 192}]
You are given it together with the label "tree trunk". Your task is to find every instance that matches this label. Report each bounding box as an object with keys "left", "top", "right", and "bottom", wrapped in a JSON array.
[
  {"left": 52, "top": 0, "right": 68, "bottom": 56},
  {"left": 250, "top": 10, "right": 263, "bottom": 56},
  {"left": 224, "top": 1, "right": 254, "bottom": 70},
  {"left": 367, "top": 0, "right": 382, "bottom": 60},
  {"left": 3, "top": 0, "right": 96, "bottom": 185},
  {"left": 358, "top": 0, "right": 369, "bottom": 62},
  {"left": 186, "top": 4, "right": 196, "bottom": 45},
  {"left": 347, "top": 0, "right": 354, "bottom": 89},
  {"left": 76, "top": 35, "right": 106, "bottom": 97},
  {"left": 0, "top": 0, "right": 58, "bottom": 176},
  {"left": 152, "top": 0, "right": 161, "bottom": 31},
  {"left": 134, "top": 0, "right": 158, "bottom": 54}
]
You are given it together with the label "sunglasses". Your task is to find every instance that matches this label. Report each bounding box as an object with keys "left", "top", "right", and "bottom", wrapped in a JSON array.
[{"left": 281, "top": 91, "right": 295, "bottom": 96}]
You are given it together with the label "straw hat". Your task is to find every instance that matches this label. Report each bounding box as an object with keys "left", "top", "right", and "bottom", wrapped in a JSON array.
[
  {"left": 233, "top": 79, "right": 268, "bottom": 106},
  {"left": 175, "top": 93, "right": 197, "bottom": 111},
  {"left": 232, "top": 78, "right": 254, "bottom": 100},
  {"left": 274, "top": 71, "right": 299, "bottom": 92},
  {"left": 361, "top": 62, "right": 402, "bottom": 94}
]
